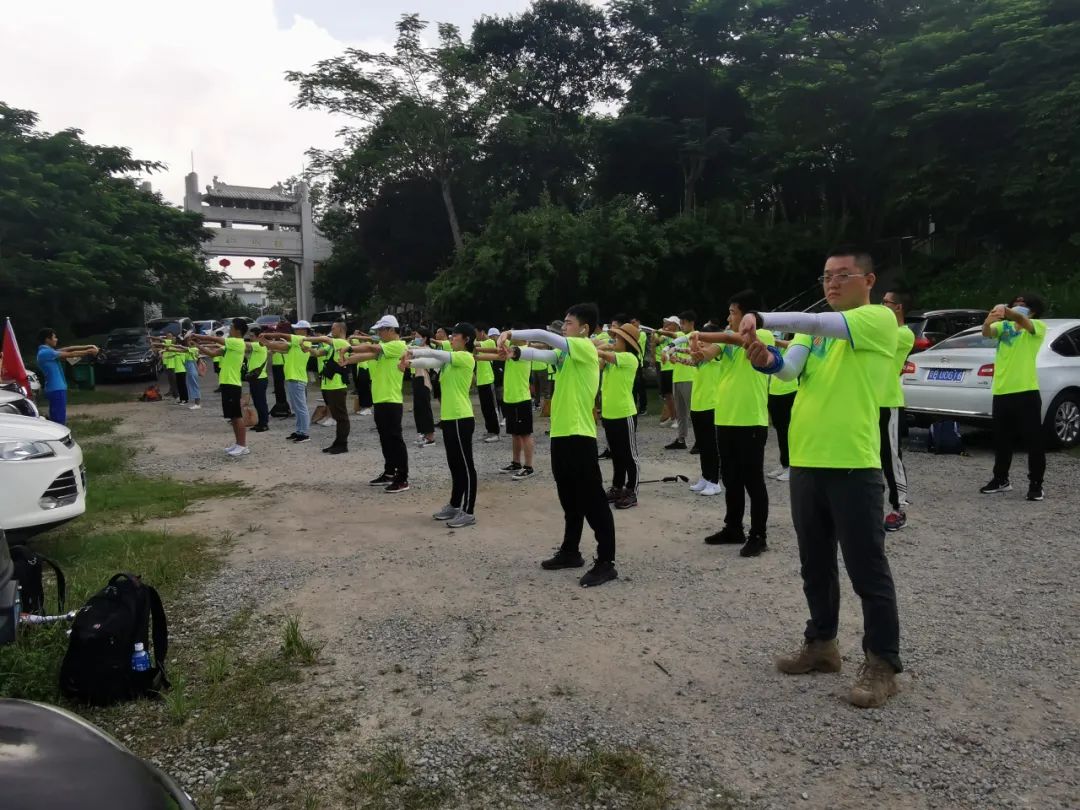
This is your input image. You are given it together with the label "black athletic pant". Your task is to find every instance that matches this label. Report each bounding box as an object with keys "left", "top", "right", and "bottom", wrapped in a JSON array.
[
  {"left": 441, "top": 417, "right": 477, "bottom": 514},
  {"left": 602, "top": 416, "right": 640, "bottom": 494},
  {"left": 412, "top": 376, "right": 435, "bottom": 435},
  {"left": 768, "top": 392, "right": 797, "bottom": 469},
  {"left": 249, "top": 377, "right": 269, "bottom": 428},
  {"left": 175, "top": 371, "right": 188, "bottom": 404},
  {"left": 478, "top": 383, "right": 500, "bottom": 436},
  {"left": 374, "top": 402, "right": 408, "bottom": 482},
  {"left": 879, "top": 407, "right": 908, "bottom": 511},
  {"left": 715, "top": 425, "right": 769, "bottom": 537},
  {"left": 353, "top": 367, "right": 373, "bottom": 409},
  {"left": 323, "top": 388, "right": 350, "bottom": 447},
  {"left": 633, "top": 367, "right": 647, "bottom": 414},
  {"left": 992, "top": 391, "right": 1045, "bottom": 485},
  {"left": 690, "top": 409, "right": 719, "bottom": 483},
  {"left": 790, "top": 467, "right": 902, "bottom": 673},
  {"left": 271, "top": 364, "right": 289, "bottom": 413},
  {"left": 551, "top": 435, "right": 616, "bottom": 562}
]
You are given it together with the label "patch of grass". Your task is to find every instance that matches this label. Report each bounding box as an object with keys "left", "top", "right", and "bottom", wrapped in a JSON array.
[
  {"left": 67, "top": 388, "right": 133, "bottom": 405},
  {"left": 164, "top": 675, "right": 191, "bottom": 725},
  {"left": 525, "top": 746, "right": 673, "bottom": 810},
  {"left": 67, "top": 415, "right": 122, "bottom": 439},
  {"left": 82, "top": 441, "right": 137, "bottom": 477},
  {"left": 282, "top": 615, "right": 323, "bottom": 665},
  {"left": 341, "top": 746, "right": 453, "bottom": 810},
  {"left": 87, "top": 473, "right": 247, "bottom": 521},
  {"left": 550, "top": 682, "right": 576, "bottom": 698}
]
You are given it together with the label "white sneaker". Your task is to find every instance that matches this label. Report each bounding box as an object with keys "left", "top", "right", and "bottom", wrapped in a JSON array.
[
  {"left": 700, "top": 482, "right": 723, "bottom": 496},
  {"left": 690, "top": 477, "right": 708, "bottom": 492},
  {"left": 227, "top": 445, "right": 250, "bottom": 457},
  {"left": 483, "top": 434, "right": 500, "bottom": 443},
  {"left": 358, "top": 408, "right": 372, "bottom": 416},
  {"left": 767, "top": 467, "right": 785, "bottom": 479},
  {"left": 669, "top": 420, "right": 679, "bottom": 431},
  {"left": 189, "top": 404, "right": 201, "bottom": 410},
  {"left": 223, "top": 444, "right": 238, "bottom": 454},
  {"left": 659, "top": 418, "right": 670, "bottom": 427},
  {"left": 776, "top": 468, "right": 790, "bottom": 482},
  {"left": 319, "top": 417, "right": 335, "bottom": 427}
]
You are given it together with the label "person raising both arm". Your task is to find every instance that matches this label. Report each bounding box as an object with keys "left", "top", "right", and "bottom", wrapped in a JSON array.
[
  {"left": 35, "top": 330, "right": 99, "bottom": 426},
  {"left": 259, "top": 321, "right": 315, "bottom": 443},
  {"left": 192, "top": 319, "right": 254, "bottom": 457},
  {"left": 476, "top": 325, "right": 536, "bottom": 479},
  {"left": 596, "top": 322, "right": 644, "bottom": 510},
  {"left": 306, "top": 320, "right": 353, "bottom": 455}
]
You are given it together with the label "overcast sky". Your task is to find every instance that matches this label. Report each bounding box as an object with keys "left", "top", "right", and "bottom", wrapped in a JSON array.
[{"left": 1, "top": 0, "right": 552, "bottom": 207}]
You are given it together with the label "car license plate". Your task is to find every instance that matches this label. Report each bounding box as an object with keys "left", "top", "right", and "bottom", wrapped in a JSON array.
[
  {"left": 928, "top": 368, "right": 965, "bottom": 382},
  {"left": 117, "top": 366, "right": 132, "bottom": 373}
]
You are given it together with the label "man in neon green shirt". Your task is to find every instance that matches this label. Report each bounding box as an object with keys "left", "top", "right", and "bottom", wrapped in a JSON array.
[
  {"left": 245, "top": 326, "right": 270, "bottom": 431},
  {"left": 501, "top": 303, "right": 618, "bottom": 588},
  {"left": 880, "top": 291, "right": 916, "bottom": 530},
  {"left": 665, "top": 310, "right": 697, "bottom": 451},
  {"left": 340, "top": 314, "right": 410, "bottom": 493},
  {"left": 260, "top": 321, "right": 314, "bottom": 443},
  {"left": 477, "top": 324, "right": 536, "bottom": 479},
  {"left": 654, "top": 316, "right": 680, "bottom": 426},
  {"left": 742, "top": 245, "right": 902, "bottom": 708},
  {"left": 192, "top": 319, "right": 253, "bottom": 457},
  {"left": 980, "top": 294, "right": 1047, "bottom": 500},
  {"left": 308, "top": 320, "right": 352, "bottom": 454},
  {"left": 476, "top": 329, "right": 501, "bottom": 442}
]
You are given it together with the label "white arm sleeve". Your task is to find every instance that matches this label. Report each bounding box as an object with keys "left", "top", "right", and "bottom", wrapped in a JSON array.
[
  {"left": 519, "top": 347, "right": 558, "bottom": 364},
  {"left": 510, "top": 329, "right": 569, "bottom": 353},
  {"left": 409, "top": 358, "right": 444, "bottom": 370},
  {"left": 761, "top": 311, "right": 851, "bottom": 340},
  {"left": 410, "top": 348, "right": 452, "bottom": 363},
  {"left": 671, "top": 335, "right": 690, "bottom": 347},
  {"left": 773, "top": 344, "right": 809, "bottom": 381}
]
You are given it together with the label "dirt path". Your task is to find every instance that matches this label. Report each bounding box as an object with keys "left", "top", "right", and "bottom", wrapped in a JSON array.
[{"left": 80, "top": 386, "right": 1080, "bottom": 809}]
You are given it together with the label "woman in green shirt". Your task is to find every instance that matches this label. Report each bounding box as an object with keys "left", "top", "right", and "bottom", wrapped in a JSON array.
[
  {"left": 245, "top": 326, "right": 270, "bottom": 431},
  {"left": 401, "top": 323, "right": 479, "bottom": 528}
]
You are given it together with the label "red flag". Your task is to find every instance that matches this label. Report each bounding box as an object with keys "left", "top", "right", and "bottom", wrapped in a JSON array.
[{"left": 2, "top": 318, "right": 31, "bottom": 398}]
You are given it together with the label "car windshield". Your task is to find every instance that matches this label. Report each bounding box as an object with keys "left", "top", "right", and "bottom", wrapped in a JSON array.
[
  {"left": 932, "top": 329, "right": 997, "bottom": 351},
  {"left": 256, "top": 316, "right": 280, "bottom": 325},
  {"left": 106, "top": 335, "right": 149, "bottom": 348}
]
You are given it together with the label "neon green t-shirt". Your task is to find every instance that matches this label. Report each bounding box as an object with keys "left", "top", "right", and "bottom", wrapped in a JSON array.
[
  {"left": 248, "top": 342, "right": 269, "bottom": 380},
  {"left": 671, "top": 332, "right": 697, "bottom": 383},
  {"left": 531, "top": 359, "right": 547, "bottom": 372},
  {"left": 600, "top": 351, "right": 638, "bottom": 420},
  {"left": 271, "top": 351, "right": 284, "bottom": 368},
  {"left": 551, "top": 337, "right": 600, "bottom": 439},
  {"left": 283, "top": 334, "right": 310, "bottom": 383},
  {"left": 317, "top": 338, "right": 351, "bottom": 391},
  {"left": 502, "top": 355, "right": 532, "bottom": 405},
  {"left": 438, "top": 351, "right": 476, "bottom": 420},
  {"left": 637, "top": 331, "right": 647, "bottom": 359},
  {"left": 219, "top": 337, "right": 246, "bottom": 387},
  {"left": 882, "top": 325, "right": 915, "bottom": 408},
  {"left": 476, "top": 339, "right": 496, "bottom": 385},
  {"left": 691, "top": 355, "right": 725, "bottom": 412},
  {"left": 371, "top": 339, "right": 406, "bottom": 404},
  {"left": 161, "top": 339, "right": 177, "bottom": 371},
  {"left": 769, "top": 344, "right": 800, "bottom": 396},
  {"left": 789, "top": 305, "right": 897, "bottom": 468},
  {"left": 713, "top": 330, "right": 775, "bottom": 427},
  {"left": 658, "top": 335, "right": 674, "bottom": 372},
  {"left": 989, "top": 319, "right": 1045, "bottom": 395}
]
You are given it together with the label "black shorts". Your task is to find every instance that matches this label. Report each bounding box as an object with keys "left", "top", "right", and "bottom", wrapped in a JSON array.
[
  {"left": 220, "top": 384, "right": 242, "bottom": 420},
  {"left": 660, "top": 369, "right": 674, "bottom": 396},
  {"left": 504, "top": 400, "right": 533, "bottom": 436}
]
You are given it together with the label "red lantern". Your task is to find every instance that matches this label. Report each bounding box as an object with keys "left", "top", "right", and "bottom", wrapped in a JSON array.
[
  {"left": 244, "top": 259, "right": 255, "bottom": 269},
  {"left": 218, "top": 258, "right": 231, "bottom": 268},
  {"left": 268, "top": 259, "right": 280, "bottom": 269}
]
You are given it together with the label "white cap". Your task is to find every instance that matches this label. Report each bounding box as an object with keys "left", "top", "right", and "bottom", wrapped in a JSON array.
[
  {"left": 291, "top": 320, "right": 312, "bottom": 329},
  {"left": 486, "top": 327, "right": 500, "bottom": 337},
  {"left": 371, "top": 314, "right": 399, "bottom": 331},
  {"left": 663, "top": 315, "right": 680, "bottom": 325}
]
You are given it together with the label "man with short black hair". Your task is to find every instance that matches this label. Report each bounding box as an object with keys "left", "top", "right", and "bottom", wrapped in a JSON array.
[
  {"left": 880, "top": 290, "right": 915, "bottom": 530},
  {"left": 35, "top": 330, "right": 99, "bottom": 425},
  {"left": 193, "top": 318, "right": 253, "bottom": 457},
  {"left": 980, "top": 293, "right": 1048, "bottom": 501}
]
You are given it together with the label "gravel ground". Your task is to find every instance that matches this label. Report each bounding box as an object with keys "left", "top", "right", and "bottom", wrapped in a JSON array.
[{"left": 81, "top": 380, "right": 1080, "bottom": 809}]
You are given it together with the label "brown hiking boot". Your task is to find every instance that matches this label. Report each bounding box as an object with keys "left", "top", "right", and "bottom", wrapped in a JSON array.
[
  {"left": 849, "top": 652, "right": 899, "bottom": 708},
  {"left": 774, "top": 639, "right": 842, "bottom": 675}
]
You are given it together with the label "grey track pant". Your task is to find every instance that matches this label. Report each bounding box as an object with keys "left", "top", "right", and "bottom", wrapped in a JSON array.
[{"left": 673, "top": 381, "right": 693, "bottom": 442}]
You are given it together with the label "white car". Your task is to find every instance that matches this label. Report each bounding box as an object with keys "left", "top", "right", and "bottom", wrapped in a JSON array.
[
  {"left": 0, "top": 415, "right": 86, "bottom": 541},
  {"left": 902, "top": 318, "right": 1080, "bottom": 448},
  {"left": 0, "top": 389, "right": 40, "bottom": 419}
]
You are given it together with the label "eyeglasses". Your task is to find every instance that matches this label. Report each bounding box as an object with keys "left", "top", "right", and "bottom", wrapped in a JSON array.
[
  {"left": 882, "top": 299, "right": 901, "bottom": 308},
  {"left": 818, "top": 273, "right": 869, "bottom": 285}
]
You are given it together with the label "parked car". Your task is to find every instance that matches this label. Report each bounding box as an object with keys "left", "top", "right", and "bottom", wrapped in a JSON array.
[
  {"left": 0, "top": 389, "right": 40, "bottom": 418},
  {"left": 0, "top": 414, "right": 86, "bottom": 541},
  {"left": 146, "top": 317, "right": 193, "bottom": 337},
  {"left": 310, "top": 309, "right": 358, "bottom": 335},
  {"left": 902, "top": 319, "right": 1080, "bottom": 448},
  {"left": 193, "top": 319, "right": 220, "bottom": 335},
  {"left": 905, "top": 309, "right": 988, "bottom": 353},
  {"left": 212, "top": 316, "right": 252, "bottom": 337},
  {"left": 96, "top": 331, "right": 160, "bottom": 382},
  {"left": 255, "top": 314, "right": 284, "bottom": 331}
]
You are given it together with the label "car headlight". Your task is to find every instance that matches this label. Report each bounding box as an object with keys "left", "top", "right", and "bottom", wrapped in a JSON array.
[{"left": 0, "top": 441, "right": 56, "bottom": 460}]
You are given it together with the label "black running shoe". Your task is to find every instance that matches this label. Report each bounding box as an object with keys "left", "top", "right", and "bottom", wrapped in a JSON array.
[
  {"left": 541, "top": 548, "right": 585, "bottom": 570},
  {"left": 664, "top": 439, "right": 687, "bottom": 451},
  {"left": 598, "top": 447, "right": 612, "bottom": 460},
  {"left": 326, "top": 445, "right": 348, "bottom": 455},
  {"left": 293, "top": 434, "right": 310, "bottom": 444},
  {"left": 689, "top": 445, "right": 701, "bottom": 455},
  {"left": 979, "top": 478, "right": 1011, "bottom": 494},
  {"left": 286, "top": 432, "right": 299, "bottom": 441},
  {"left": 252, "top": 425, "right": 269, "bottom": 433},
  {"left": 369, "top": 473, "right": 394, "bottom": 486},
  {"left": 1026, "top": 484, "right": 1044, "bottom": 501},
  {"left": 704, "top": 524, "right": 745, "bottom": 545},
  {"left": 500, "top": 462, "right": 522, "bottom": 474},
  {"left": 579, "top": 559, "right": 618, "bottom": 588},
  {"left": 384, "top": 481, "right": 410, "bottom": 494},
  {"left": 739, "top": 534, "right": 768, "bottom": 558}
]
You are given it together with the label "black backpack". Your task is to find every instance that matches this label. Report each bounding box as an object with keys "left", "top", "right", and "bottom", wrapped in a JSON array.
[
  {"left": 59, "top": 573, "right": 170, "bottom": 706},
  {"left": 928, "top": 420, "right": 964, "bottom": 455},
  {"left": 9, "top": 545, "right": 66, "bottom": 615}
]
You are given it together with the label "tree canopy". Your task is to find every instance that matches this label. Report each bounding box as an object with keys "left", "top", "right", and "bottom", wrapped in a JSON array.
[{"left": 295, "top": 0, "right": 1080, "bottom": 322}]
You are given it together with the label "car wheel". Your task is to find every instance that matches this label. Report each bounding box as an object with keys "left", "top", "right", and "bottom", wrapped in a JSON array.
[{"left": 1045, "top": 390, "right": 1080, "bottom": 449}]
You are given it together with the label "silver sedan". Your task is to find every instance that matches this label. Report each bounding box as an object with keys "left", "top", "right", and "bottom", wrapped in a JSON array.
[{"left": 902, "top": 318, "right": 1080, "bottom": 449}]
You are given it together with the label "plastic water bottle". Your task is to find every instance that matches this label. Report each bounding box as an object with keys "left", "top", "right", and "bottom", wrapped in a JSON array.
[{"left": 131, "top": 642, "right": 151, "bottom": 672}]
